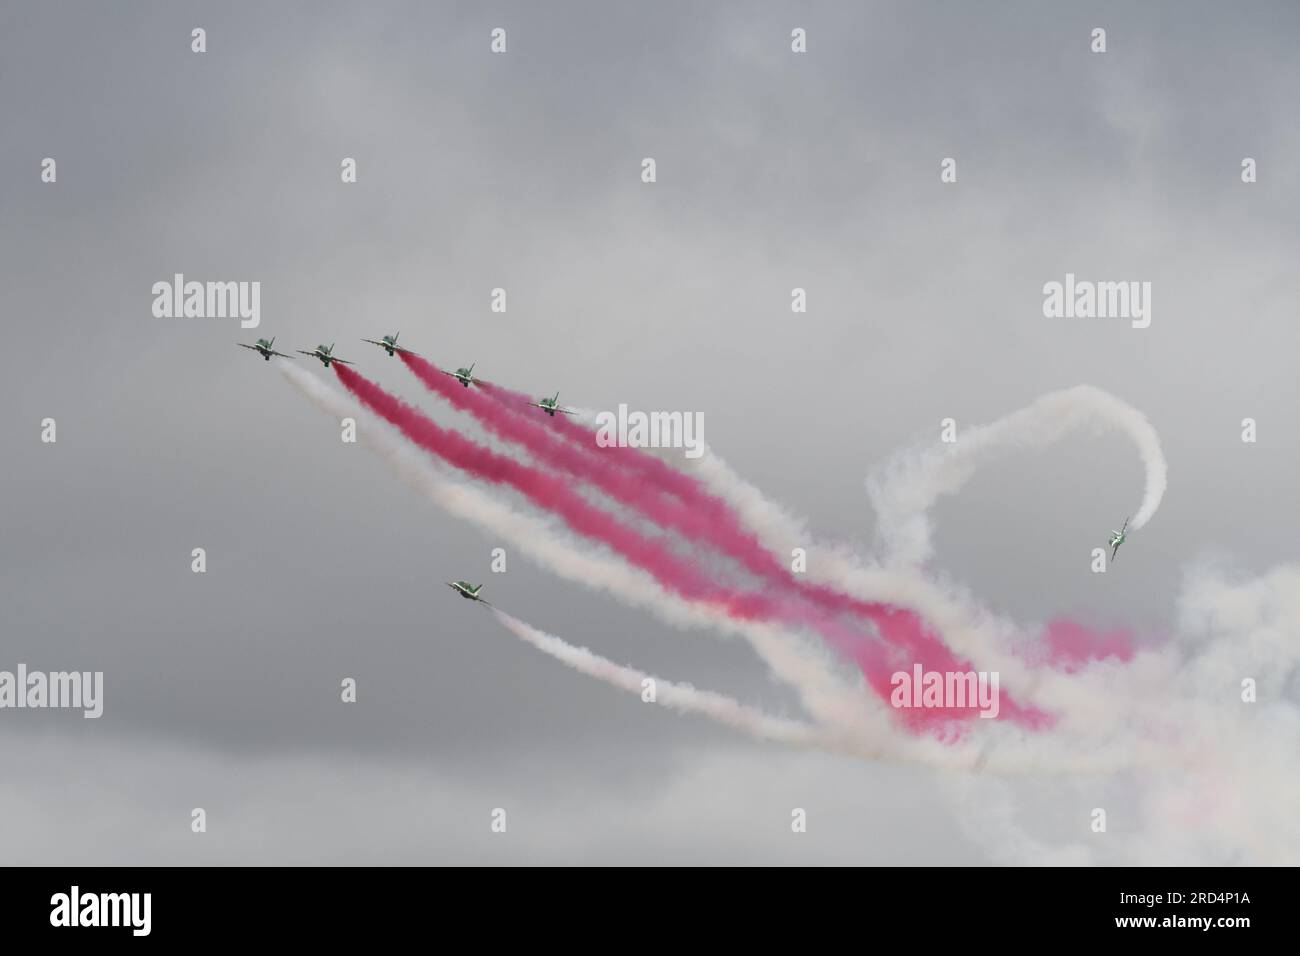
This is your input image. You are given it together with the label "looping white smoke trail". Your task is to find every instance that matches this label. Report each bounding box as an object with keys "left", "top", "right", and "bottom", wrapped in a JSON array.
[{"left": 865, "top": 385, "right": 1167, "bottom": 567}]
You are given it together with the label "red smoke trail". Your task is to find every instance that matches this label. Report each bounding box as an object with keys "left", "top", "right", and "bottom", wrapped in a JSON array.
[
  {"left": 436, "top": 357, "right": 916, "bottom": 622},
  {"left": 468, "top": 368, "right": 1047, "bottom": 719},
  {"left": 406, "top": 355, "right": 1025, "bottom": 718},
  {"left": 420, "top": 360, "right": 1051, "bottom": 728},
  {"left": 403, "top": 353, "right": 827, "bottom": 594},
  {"left": 336, "top": 364, "right": 718, "bottom": 605},
  {"left": 336, "top": 364, "right": 1037, "bottom": 730}
]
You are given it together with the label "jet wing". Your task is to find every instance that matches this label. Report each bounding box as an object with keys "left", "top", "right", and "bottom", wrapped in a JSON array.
[
  {"left": 237, "top": 343, "right": 260, "bottom": 351},
  {"left": 269, "top": 350, "right": 294, "bottom": 359},
  {"left": 296, "top": 350, "right": 318, "bottom": 357},
  {"left": 394, "top": 346, "right": 419, "bottom": 356},
  {"left": 362, "top": 338, "right": 387, "bottom": 347},
  {"left": 557, "top": 408, "right": 579, "bottom": 416},
  {"left": 331, "top": 357, "right": 355, "bottom": 365}
]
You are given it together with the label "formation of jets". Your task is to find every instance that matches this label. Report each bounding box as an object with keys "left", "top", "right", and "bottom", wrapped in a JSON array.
[
  {"left": 241, "top": 333, "right": 1142, "bottom": 567},
  {"left": 442, "top": 363, "right": 479, "bottom": 388},
  {"left": 528, "top": 392, "right": 578, "bottom": 416},
  {"left": 296, "top": 343, "right": 354, "bottom": 368},
  {"left": 240, "top": 333, "right": 571, "bottom": 417},
  {"left": 237, "top": 336, "right": 294, "bottom": 361},
  {"left": 362, "top": 332, "right": 418, "bottom": 357}
]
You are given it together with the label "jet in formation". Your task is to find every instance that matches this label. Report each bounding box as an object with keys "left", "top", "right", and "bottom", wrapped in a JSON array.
[
  {"left": 362, "top": 332, "right": 418, "bottom": 357},
  {"left": 237, "top": 336, "right": 294, "bottom": 361},
  {"left": 297, "top": 343, "right": 354, "bottom": 368},
  {"left": 529, "top": 392, "right": 577, "bottom": 417},
  {"left": 441, "top": 363, "right": 480, "bottom": 388}
]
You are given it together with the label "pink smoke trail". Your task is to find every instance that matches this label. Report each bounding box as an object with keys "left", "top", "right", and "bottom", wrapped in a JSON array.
[
  {"left": 416, "top": 356, "right": 944, "bottom": 626},
  {"left": 403, "top": 355, "right": 825, "bottom": 592},
  {"left": 405, "top": 354, "right": 1034, "bottom": 723},
  {"left": 411, "top": 359, "right": 1056, "bottom": 728},
  {"left": 335, "top": 364, "right": 1040, "bottom": 731},
  {"left": 466, "top": 367, "right": 1058, "bottom": 718}
]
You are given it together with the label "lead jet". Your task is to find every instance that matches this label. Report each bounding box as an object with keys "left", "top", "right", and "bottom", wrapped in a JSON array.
[
  {"left": 1108, "top": 517, "right": 1129, "bottom": 561},
  {"left": 529, "top": 392, "right": 577, "bottom": 417},
  {"left": 441, "top": 363, "right": 479, "bottom": 388},
  {"left": 296, "top": 343, "right": 354, "bottom": 368},
  {"left": 447, "top": 581, "right": 491, "bottom": 606},
  {"left": 237, "top": 336, "right": 294, "bottom": 361},
  {"left": 362, "top": 332, "right": 418, "bottom": 357}
]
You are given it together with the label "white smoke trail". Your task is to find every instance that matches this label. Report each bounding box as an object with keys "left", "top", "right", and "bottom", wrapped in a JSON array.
[
  {"left": 865, "top": 385, "right": 1167, "bottom": 567},
  {"left": 491, "top": 609, "right": 824, "bottom": 747},
  {"left": 687, "top": 385, "right": 1166, "bottom": 573},
  {"left": 488, "top": 610, "right": 1132, "bottom": 774}
]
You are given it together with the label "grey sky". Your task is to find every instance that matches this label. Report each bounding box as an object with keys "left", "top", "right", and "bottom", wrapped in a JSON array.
[{"left": 2, "top": 0, "right": 1297, "bottom": 863}]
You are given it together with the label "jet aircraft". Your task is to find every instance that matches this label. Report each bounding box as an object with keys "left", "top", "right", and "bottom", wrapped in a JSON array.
[
  {"left": 529, "top": 392, "right": 577, "bottom": 417},
  {"left": 238, "top": 336, "right": 294, "bottom": 361},
  {"left": 297, "top": 343, "right": 354, "bottom": 368}
]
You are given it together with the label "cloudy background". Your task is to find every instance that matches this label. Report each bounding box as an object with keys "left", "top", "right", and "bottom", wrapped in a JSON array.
[{"left": 2, "top": 0, "right": 1297, "bottom": 864}]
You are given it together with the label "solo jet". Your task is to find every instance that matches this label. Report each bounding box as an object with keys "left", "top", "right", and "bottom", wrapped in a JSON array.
[
  {"left": 447, "top": 581, "right": 491, "bottom": 606},
  {"left": 362, "top": 332, "right": 418, "bottom": 357},
  {"left": 441, "top": 363, "right": 479, "bottom": 388},
  {"left": 237, "top": 336, "right": 294, "bottom": 361},
  {"left": 296, "top": 343, "right": 354, "bottom": 368},
  {"left": 529, "top": 392, "right": 577, "bottom": 417},
  {"left": 1108, "top": 517, "right": 1129, "bottom": 560}
]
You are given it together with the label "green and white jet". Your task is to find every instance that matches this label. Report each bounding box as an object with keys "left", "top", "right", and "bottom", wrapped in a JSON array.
[
  {"left": 441, "top": 363, "right": 479, "bottom": 388},
  {"left": 362, "top": 332, "right": 418, "bottom": 357},
  {"left": 447, "top": 581, "right": 491, "bottom": 606},
  {"left": 237, "top": 336, "right": 294, "bottom": 361},
  {"left": 296, "top": 342, "right": 355, "bottom": 368},
  {"left": 1108, "top": 517, "right": 1129, "bottom": 560},
  {"left": 529, "top": 392, "right": 578, "bottom": 417}
]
